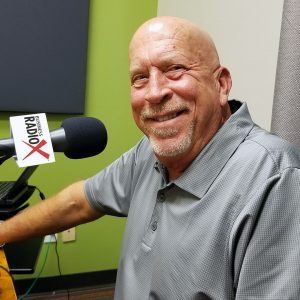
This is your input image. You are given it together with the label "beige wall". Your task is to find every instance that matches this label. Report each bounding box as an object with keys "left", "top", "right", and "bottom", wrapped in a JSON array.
[{"left": 158, "top": 0, "right": 284, "bottom": 130}]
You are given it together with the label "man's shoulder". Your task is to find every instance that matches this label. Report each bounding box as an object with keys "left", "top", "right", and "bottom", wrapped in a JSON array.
[
  {"left": 125, "top": 136, "right": 154, "bottom": 165},
  {"left": 243, "top": 125, "right": 300, "bottom": 171},
  {"left": 132, "top": 136, "right": 152, "bottom": 155}
]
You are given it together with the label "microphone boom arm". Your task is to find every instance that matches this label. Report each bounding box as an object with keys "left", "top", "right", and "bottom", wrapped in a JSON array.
[{"left": 0, "top": 139, "right": 15, "bottom": 165}]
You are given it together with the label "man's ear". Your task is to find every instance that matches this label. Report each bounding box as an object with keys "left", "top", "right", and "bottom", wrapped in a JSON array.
[{"left": 217, "top": 67, "right": 232, "bottom": 106}]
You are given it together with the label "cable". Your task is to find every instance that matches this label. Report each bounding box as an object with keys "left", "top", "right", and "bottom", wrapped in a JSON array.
[
  {"left": 18, "top": 241, "right": 51, "bottom": 300},
  {"left": 28, "top": 185, "right": 45, "bottom": 200},
  {"left": 54, "top": 235, "right": 62, "bottom": 276},
  {"left": 17, "top": 186, "right": 48, "bottom": 300},
  {"left": 53, "top": 235, "right": 70, "bottom": 300},
  {"left": 18, "top": 187, "right": 70, "bottom": 299}
]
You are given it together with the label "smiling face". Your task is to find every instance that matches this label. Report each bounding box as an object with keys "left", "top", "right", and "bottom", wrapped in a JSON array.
[{"left": 129, "top": 17, "right": 232, "bottom": 174}]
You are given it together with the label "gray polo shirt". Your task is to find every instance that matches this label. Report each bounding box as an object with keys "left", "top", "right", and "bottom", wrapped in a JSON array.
[{"left": 85, "top": 101, "right": 300, "bottom": 299}]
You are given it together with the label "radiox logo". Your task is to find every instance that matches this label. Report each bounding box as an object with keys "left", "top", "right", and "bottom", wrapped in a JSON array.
[{"left": 22, "top": 116, "right": 50, "bottom": 160}]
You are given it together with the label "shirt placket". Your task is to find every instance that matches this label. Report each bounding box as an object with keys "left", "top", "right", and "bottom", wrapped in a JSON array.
[{"left": 142, "top": 189, "right": 166, "bottom": 249}]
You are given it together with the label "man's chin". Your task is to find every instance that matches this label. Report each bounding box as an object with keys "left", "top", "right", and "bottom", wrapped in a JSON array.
[{"left": 149, "top": 136, "right": 192, "bottom": 158}]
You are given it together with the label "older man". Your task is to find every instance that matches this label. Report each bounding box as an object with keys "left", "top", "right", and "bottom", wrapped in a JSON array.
[{"left": 1, "top": 16, "right": 300, "bottom": 299}]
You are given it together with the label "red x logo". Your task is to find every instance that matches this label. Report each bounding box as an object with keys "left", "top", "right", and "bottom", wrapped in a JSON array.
[{"left": 22, "top": 139, "right": 50, "bottom": 160}]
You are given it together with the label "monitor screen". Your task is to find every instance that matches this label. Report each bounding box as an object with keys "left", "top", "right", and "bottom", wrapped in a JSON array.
[{"left": 0, "top": 0, "right": 90, "bottom": 114}]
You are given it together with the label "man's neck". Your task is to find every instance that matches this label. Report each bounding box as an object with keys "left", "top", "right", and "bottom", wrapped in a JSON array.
[
  {"left": 156, "top": 138, "right": 208, "bottom": 181},
  {"left": 157, "top": 104, "right": 232, "bottom": 181}
]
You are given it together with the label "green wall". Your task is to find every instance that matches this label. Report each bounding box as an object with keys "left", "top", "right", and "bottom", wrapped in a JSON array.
[{"left": 0, "top": 0, "right": 157, "bottom": 279}]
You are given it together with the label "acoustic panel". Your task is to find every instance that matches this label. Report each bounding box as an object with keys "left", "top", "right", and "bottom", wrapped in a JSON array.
[{"left": 0, "top": 0, "right": 90, "bottom": 114}]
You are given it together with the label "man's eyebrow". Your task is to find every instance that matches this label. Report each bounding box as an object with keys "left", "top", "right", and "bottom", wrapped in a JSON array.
[
  {"left": 129, "top": 66, "right": 144, "bottom": 76},
  {"left": 129, "top": 53, "right": 189, "bottom": 75}
]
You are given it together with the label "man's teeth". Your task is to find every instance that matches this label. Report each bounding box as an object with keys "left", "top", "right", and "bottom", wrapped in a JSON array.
[{"left": 156, "top": 113, "right": 178, "bottom": 122}]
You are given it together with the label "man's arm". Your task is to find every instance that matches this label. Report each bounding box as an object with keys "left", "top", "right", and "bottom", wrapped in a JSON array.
[
  {"left": 235, "top": 168, "right": 300, "bottom": 298},
  {"left": 0, "top": 181, "right": 104, "bottom": 244}
]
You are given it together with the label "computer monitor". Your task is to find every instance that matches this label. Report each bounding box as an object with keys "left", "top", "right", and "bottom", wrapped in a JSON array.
[{"left": 0, "top": 0, "right": 90, "bottom": 114}]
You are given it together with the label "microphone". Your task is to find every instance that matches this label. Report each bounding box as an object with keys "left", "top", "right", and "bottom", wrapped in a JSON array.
[{"left": 0, "top": 117, "right": 107, "bottom": 162}]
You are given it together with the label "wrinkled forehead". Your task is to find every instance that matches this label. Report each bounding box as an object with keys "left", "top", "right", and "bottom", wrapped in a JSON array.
[{"left": 129, "top": 38, "right": 195, "bottom": 76}]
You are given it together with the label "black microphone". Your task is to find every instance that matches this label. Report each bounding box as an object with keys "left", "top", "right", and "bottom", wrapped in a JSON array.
[{"left": 0, "top": 117, "right": 107, "bottom": 162}]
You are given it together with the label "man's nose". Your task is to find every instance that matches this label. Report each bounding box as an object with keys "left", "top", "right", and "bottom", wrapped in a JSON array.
[{"left": 144, "top": 71, "right": 173, "bottom": 104}]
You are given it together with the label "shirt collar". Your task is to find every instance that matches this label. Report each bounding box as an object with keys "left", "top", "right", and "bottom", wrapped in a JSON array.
[{"left": 172, "top": 100, "right": 254, "bottom": 199}]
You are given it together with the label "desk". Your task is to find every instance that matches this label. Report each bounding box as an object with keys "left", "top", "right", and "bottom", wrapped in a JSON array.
[{"left": 0, "top": 249, "right": 17, "bottom": 299}]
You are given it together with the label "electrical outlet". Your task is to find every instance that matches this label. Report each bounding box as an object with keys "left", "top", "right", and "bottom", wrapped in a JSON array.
[
  {"left": 62, "top": 227, "right": 76, "bottom": 242},
  {"left": 44, "top": 234, "right": 57, "bottom": 243}
]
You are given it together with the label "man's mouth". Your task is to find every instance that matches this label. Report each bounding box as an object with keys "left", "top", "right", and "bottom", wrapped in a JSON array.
[
  {"left": 147, "top": 110, "right": 187, "bottom": 123},
  {"left": 153, "top": 112, "right": 180, "bottom": 122}
]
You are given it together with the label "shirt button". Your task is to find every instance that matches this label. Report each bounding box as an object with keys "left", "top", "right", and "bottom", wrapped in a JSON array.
[
  {"left": 158, "top": 192, "right": 165, "bottom": 202},
  {"left": 151, "top": 221, "right": 158, "bottom": 231}
]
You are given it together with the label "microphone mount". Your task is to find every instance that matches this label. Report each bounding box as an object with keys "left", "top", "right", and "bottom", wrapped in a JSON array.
[
  {"left": 0, "top": 152, "right": 12, "bottom": 165},
  {"left": 0, "top": 154, "right": 7, "bottom": 165},
  {"left": 0, "top": 138, "right": 15, "bottom": 165}
]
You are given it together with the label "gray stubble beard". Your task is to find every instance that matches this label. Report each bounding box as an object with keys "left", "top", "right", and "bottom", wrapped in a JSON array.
[{"left": 148, "top": 122, "right": 195, "bottom": 157}]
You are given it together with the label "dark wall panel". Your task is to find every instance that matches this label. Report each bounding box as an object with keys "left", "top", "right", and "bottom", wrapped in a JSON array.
[{"left": 0, "top": 0, "right": 89, "bottom": 114}]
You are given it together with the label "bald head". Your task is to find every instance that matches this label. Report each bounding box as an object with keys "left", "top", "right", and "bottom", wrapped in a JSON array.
[
  {"left": 129, "top": 16, "right": 232, "bottom": 175},
  {"left": 129, "top": 16, "right": 220, "bottom": 71}
]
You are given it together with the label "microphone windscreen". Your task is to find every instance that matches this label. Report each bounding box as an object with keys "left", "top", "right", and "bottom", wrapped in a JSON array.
[{"left": 61, "top": 117, "right": 107, "bottom": 159}]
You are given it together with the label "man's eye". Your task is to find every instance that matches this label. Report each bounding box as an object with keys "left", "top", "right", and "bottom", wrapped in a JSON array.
[
  {"left": 165, "top": 65, "right": 187, "bottom": 78},
  {"left": 170, "top": 65, "right": 185, "bottom": 71},
  {"left": 132, "top": 75, "right": 148, "bottom": 87}
]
